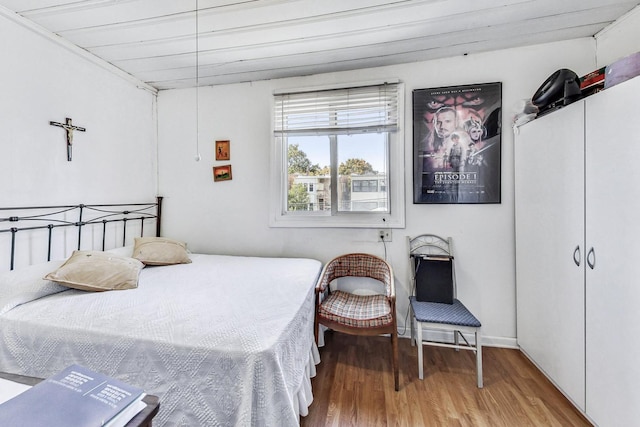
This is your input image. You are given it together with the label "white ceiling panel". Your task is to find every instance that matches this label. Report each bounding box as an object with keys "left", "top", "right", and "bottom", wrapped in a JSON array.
[{"left": 1, "top": 0, "right": 638, "bottom": 90}]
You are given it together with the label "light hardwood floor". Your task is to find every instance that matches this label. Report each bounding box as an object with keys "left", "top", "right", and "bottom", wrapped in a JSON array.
[{"left": 301, "top": 332, "right": 592, "bottom": 426}]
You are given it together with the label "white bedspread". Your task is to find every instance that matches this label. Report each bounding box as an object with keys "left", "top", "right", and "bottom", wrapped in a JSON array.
[{"left": 0, "top": 254, "right": 322, "bottom": 426}]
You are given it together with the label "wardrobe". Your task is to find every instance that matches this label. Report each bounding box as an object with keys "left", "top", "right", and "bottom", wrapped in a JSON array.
[{"left": 515, "top": 75, "right": 640, "bottom": 426}]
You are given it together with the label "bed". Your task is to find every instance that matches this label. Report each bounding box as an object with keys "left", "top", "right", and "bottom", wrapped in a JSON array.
[{"left": 0, "top": 199, "right": 323, "bottom": 426}]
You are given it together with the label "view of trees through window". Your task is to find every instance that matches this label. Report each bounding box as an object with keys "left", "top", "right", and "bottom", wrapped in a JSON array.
[{"left": 286, "top": 134, "right": 388, "bottom": 213}]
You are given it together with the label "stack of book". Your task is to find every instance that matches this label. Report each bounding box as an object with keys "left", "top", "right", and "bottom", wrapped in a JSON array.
[{"left": 0, "top": 365, "right": 146, "bottom": 427}]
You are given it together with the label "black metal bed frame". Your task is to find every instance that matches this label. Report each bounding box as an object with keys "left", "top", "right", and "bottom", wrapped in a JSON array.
[{"left": 0, "top": 196, "right": 162, "bottom": 270}]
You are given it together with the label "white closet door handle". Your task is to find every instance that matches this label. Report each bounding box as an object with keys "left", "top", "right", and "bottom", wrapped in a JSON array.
[
  {"left": 573, "top": 245, "right": 581, "bottom": 267},
  {"left": 587, "top": 247, "right": 596, "bottom": 270}
]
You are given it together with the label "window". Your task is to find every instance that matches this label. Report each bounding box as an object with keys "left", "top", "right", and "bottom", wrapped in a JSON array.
[
  {"left": 270, "top": 82, "right": 405, "bottom": 228},
  {"left": 353, "top": 180, "right": 379, "bottom": 192}
]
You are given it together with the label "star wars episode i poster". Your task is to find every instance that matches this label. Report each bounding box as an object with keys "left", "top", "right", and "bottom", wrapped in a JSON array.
[{"left": 413, "top": 82, "right": 502, "bottom": 204}]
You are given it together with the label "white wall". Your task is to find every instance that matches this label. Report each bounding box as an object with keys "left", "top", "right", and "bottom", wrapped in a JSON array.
[
  {"left": 158, "top": 38, "right": 603, "bottom": 346},
  {"left": 596, "top": 6, "right": 640, "bottom": 66},
  {"left": 0, "top": 13, "right": 157, "bottom": 207},
  {"left": 156, "top": 6, "right": 640, "bottom": 347}
]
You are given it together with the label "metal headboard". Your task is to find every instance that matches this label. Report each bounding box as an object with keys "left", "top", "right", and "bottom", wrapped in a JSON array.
[{"left": 0, "top": 196, "right": 163, "bottom": 270}]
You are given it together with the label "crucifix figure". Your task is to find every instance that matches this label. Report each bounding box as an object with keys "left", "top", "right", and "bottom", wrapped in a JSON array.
[{"left": 50, "top": 117, "right": 86, "bottom": 161}]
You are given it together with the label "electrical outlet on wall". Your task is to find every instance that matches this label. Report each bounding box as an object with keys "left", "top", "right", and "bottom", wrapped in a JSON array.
[{"left": 378, "top": 229, "right": 392, "bottom": 242}]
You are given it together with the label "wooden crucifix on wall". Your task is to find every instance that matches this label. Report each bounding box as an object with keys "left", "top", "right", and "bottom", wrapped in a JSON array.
[{"left": 50, "top": 117, "right": 86, "bottom": 161}]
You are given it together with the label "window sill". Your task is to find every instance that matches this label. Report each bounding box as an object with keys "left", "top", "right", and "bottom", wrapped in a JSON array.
[{"left": 268, "top": 212, "right": 405, "bottom": 228}]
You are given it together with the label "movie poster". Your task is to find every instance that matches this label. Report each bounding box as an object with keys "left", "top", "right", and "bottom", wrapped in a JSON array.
[{"left": 413, "top": 82, "right": 502, "bottom": 204}]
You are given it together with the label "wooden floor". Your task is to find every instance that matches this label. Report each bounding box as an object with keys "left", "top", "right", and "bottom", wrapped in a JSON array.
[{"left": 301, "top": 332, "right": 592, "bottom": 427}]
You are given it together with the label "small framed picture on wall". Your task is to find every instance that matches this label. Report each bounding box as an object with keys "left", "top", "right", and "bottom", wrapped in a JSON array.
[
  {"left": 213, "top": 165, "right": 232, "bottom": 182},
  {"left": 215, "top": 140, "right": 230, "bottom": 161}
]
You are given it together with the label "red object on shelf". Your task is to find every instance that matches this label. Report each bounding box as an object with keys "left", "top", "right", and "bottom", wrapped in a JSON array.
[{"left": 580, "top": 67, "right": 606, "bottom": 89}]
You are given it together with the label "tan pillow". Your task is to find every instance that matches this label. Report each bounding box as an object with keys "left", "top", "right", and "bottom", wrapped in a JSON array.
[
  {"left": 132, "top": 237, "right": 191, "bottom": 266},
  {"left": 44, "top": 251, "right": 144, "bottom": 292}
]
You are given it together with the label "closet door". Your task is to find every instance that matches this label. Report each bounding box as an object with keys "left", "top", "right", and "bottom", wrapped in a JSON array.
[
  {"left": 515, "top": 101, "right": 585, "bottom": 410},
  {"left": 585, "top": 76, "right": 640, "bottom": 426}
]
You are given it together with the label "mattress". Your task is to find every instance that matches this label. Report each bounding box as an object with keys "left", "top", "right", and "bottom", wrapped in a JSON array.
[{"left": 0, "top": 253, "right": 322, "bottom": 426}]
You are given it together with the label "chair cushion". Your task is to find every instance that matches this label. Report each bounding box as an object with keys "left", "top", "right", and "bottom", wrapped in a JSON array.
[
  {"left": 410, "top": 296, "right": 481, "bottom": 327},
  {"left": 319, "top": 290, "right": 393, "bottom": 328}
]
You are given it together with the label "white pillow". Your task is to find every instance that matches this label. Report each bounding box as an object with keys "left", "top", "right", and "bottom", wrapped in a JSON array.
[
  {"left": 0, "top": 260, "right": 67, "bottom": 315},
  {"left": 105, "top": 245, "right": 134, "bottom": 258}
]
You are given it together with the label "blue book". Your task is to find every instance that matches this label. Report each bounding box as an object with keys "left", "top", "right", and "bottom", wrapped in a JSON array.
[{"left": 0, "top": 365, "right": 146, "bottom": 427}]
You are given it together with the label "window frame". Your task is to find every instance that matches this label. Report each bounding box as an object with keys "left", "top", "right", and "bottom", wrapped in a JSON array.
[{"left": 269, "top": 81, "right": 405, "bottom": 229}]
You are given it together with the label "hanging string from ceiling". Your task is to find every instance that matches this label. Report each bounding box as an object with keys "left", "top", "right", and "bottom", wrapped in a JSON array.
[{"left": 194, "top": 0, "right": 201, "bottom": 162}]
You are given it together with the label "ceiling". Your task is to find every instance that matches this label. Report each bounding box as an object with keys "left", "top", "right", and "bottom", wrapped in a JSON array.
[{"left": 1, "top": 0, "right": 638, "bottom": 91}]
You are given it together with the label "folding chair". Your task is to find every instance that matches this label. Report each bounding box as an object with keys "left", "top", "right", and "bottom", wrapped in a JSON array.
[{"left": 408, "top": 234, "right": 483, "bottom": 388}]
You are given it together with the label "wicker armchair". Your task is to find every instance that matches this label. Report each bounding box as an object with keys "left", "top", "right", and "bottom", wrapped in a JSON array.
[{"left": 314, "top": 253, "right": 399, "bottom": 391}]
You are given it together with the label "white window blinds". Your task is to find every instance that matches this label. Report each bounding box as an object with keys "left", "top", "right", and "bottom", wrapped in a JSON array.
[{"left": 274, "top": 83, "right": 400, "bottom": 136}]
